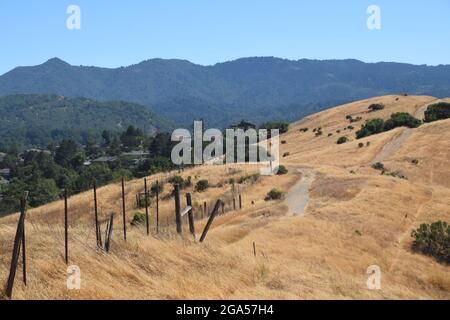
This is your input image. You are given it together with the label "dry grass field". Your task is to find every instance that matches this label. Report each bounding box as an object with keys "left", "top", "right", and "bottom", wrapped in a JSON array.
[{"left": 0, "top": 95, "right": 449, "bottom": 300}]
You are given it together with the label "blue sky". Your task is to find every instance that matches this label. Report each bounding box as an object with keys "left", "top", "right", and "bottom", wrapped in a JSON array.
[{"left": 0, "top": 0, "right": 449, "bottom": 74}]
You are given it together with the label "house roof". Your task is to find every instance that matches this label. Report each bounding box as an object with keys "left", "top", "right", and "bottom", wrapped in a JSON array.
[{"left": 93, "top": 156, "right": 118, "bottom": 163}]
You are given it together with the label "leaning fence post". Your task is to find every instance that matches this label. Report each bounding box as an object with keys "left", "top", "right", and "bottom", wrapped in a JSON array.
[
  {"left": 6, "top": 192, "right": 28, "bottom": 299},
  {"left": 93, "top": 182, "right": 101, "bottom": 247},
  {"left": 156, "top": 180, "right": 160, "bottom": 233},
  {"left": 64, "top": 188, "right": 69, "bottom": 264},
  {"left": 144, "top": 178, "right": 149, "bottom": 236},
  {"left": 104, "top": 214, "right": 114, "bottom": 253},
  {"left": 199, "top": 199, "right": 222, "bottom": 243},
  {"left": 121, "top": 178, "right": 127, "bottom": 241},
  {"left": 186, "top": 193, "right": 196, "bottom": 239},
  {"left": 221, "top": 201, "right": 225, "bottom": 215},
  {"left": 174, "top": 184, "right": 182, "bottom": 234}
]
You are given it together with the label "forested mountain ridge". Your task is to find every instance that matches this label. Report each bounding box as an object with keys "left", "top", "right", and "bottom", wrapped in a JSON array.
[
  {"left": 1, "top": 57, "right": 449, "bottom": 127},
  {"left": 0, "top": 94, "right": 172, "bottom": 148}
]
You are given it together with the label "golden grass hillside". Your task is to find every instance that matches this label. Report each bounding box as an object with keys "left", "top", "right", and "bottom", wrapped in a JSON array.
[{"left": 0, "top": 95, "right": 449, "bottom": 299}]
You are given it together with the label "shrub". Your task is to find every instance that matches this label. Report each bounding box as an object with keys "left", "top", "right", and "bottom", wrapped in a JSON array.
[
  {"left": 150, "top": 181, "right": 164, "bottom": 196},
  {"left": 238, "top": 173, "right": 260, "bottom": 184},
  {"left": 328, "top": 133, "right": 333, "bottom": 137},
  {"left": 411, "top": 159, "right": 419, "bottom": 165},
  {"left": 372, "top": 162, "right": 384, "bottom": 171},
  {"left": 315, "top": 130, "right": 323, "bottom": 137},
  {"left": 424, "top": 102, "right": 450, "bottom": 123},
  {"left": 356, "top": 118, "right": 385, "bottom": 139},
  {"left": 283, "top": 152, "right": 290, "bottom": 158},
  {"left": 411, "top": 221, "right": 449, "bottom": 264},
  {"left": 137, "top": 193, "right": 150, "bottom": 208},
  {"left": 358, "top": 142, "right": 364, "bottom": 148},
  {"left": 356, "top": 113, "right": 421, "bottom": 139},
  {"left": 281, "top": 140, "right": 287, "bottom": 145},
  {"left": 195, "top": 179, "right": 209, "bottom": 192},
  {"left": 131, "top": 212, "right": 146, "bottom": 226},
  {"left": 368, "top": 103, "right": 385, "bottom": 112},
  {"left": 381, "top": 170, "right": 407, "bottom": 180},
  {"left": 383, "top": 112, "right": 421, "bottom": 130},
  {"left": 350, "top": 116, "right": 363, "bottom": 123},
  {"left": 337, "top": 136, "right": 349, "bottom": 144},
  {"left": 299, "top": 127, "right": 309, "bottom": 133},
  {"left": 347, "top": 125, "right": 354, "bottom": 130},
  {"left": 276, "top": 165, "right": 288, "bottom": 175},
  {"left": 265, "top": 189, "right": 283, "bottom": 201},
  {"left": 168, "top": 175, "right": 191, "bottom": 189}
]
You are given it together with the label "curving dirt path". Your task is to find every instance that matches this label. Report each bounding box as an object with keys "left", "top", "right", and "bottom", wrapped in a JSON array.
[
  {"left": 371, "top": 100, "right": 437, "bottom": 164},
  {"left": 285, "top": 168, "right": 315, "bottom": 216},
  {"left": 371, "top": 128, "right": 413, "bottom": 164}
]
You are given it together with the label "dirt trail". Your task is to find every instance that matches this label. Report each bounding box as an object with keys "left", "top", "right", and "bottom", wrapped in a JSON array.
[
  {"left": 371, "top": 129, "right": 413, "bottom": 164},
  {"left": 371, "top": 101, "right": 436, "bottom": 164},
  {"left": 285, "top": 168, "right": 315, "bottom": 216}
]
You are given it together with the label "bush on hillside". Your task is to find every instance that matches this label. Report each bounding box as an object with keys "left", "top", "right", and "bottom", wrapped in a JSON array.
[
  {"left": 356, "top": 113, "right": 421, "bottom": 139},
  {"left": 411, "top": 221, "right": 449, "bottom": 264},
  {"left": 150, "top": 181, "right": 164, "bottom": 196},
  {"left": 337, "top": 136, "right": 349, "bottom": 144},
  {"left": 368, "top": 103, "right": 385, "bottom": 112},
  {"left": 372, "top": 162, "right": 384, "bottom": 171},
  {"left": 356, "top": 118, "right": 385, "bottom": 139},
  {"left": 424, "top": 102, "right": 450, "bottom": 123},
  {"left": 276, "top": 165, "right": 288, "bottom": 175},
  {"left": 195, "top": 179, "right": 209, "bottom": 192},
  {"left": 265, "top": 189, "right": 283, "bottom": 201},
  {"left": 383, "top": 112, "right": 421, "bottom": 131},
  {"left": 131, "top": 211, "right": 146, "bottom": 226},
  {"left": 168, "top": 175, "right": 191, "bottom": 189}
]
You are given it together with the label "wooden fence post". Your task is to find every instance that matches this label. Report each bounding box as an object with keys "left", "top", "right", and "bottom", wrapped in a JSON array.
[
  {"left": 21, "top": 207, "right": 27, "bottom": 286},
  {"left": 239, "top": 194, "right": 242, "bottom": 209},
  {"left": 93, "top": 183, "right": 101, "bottom": 247},
  {"left": 186, "top": 193, "right": 196, "bottom": 239},
  {"left": 233, "top": 198, "right": 236, "bottom": 210},
  {"left": 121, "top": 178, "right": 127, "bottom": 241},
  {"left": 199, "top": 199, "right": 222, "bottom": 243},
  {"left": 64, "top": 188, "right": 69, "bottom": 265},
  {"left": 144, "top": 178, "right": 149, "bottom": 236},
  {"left": 156, "top": 180, "right": 160, "bottom": 233},
  {"left": 6, "top": 192, "right": 28, "bottom": 299},
  {"left": 253, "top": 242, "right": 256, "bottom": 257},
  {"left": 221, "top": 201, "right": 225, "bottom": 215},
  {"left": 104, "top": 214, "right": 114, "bottom": 253},
  {"left": 174, "top": 184, "right": 182, "bottom": 234},
  {"left": 203, "top": 202, "right": 207, "bottom": 216}
]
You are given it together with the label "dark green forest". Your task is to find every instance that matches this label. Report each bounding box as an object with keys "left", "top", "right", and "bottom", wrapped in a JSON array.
[{"left": 0, "top": 94, "right": 173, "bottom": 149}]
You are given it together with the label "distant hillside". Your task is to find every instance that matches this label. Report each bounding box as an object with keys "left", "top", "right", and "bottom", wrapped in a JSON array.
[
  {"left": 0, "top": 94, "right": 172, "bottom": 148},
  {"left": 1, "top": 57, "right": 449, "bottom": 127}
]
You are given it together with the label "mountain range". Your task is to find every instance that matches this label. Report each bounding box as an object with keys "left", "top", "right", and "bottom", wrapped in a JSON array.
[{"left": 1, "top": 57, "right": 449, "bottom": 127}]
